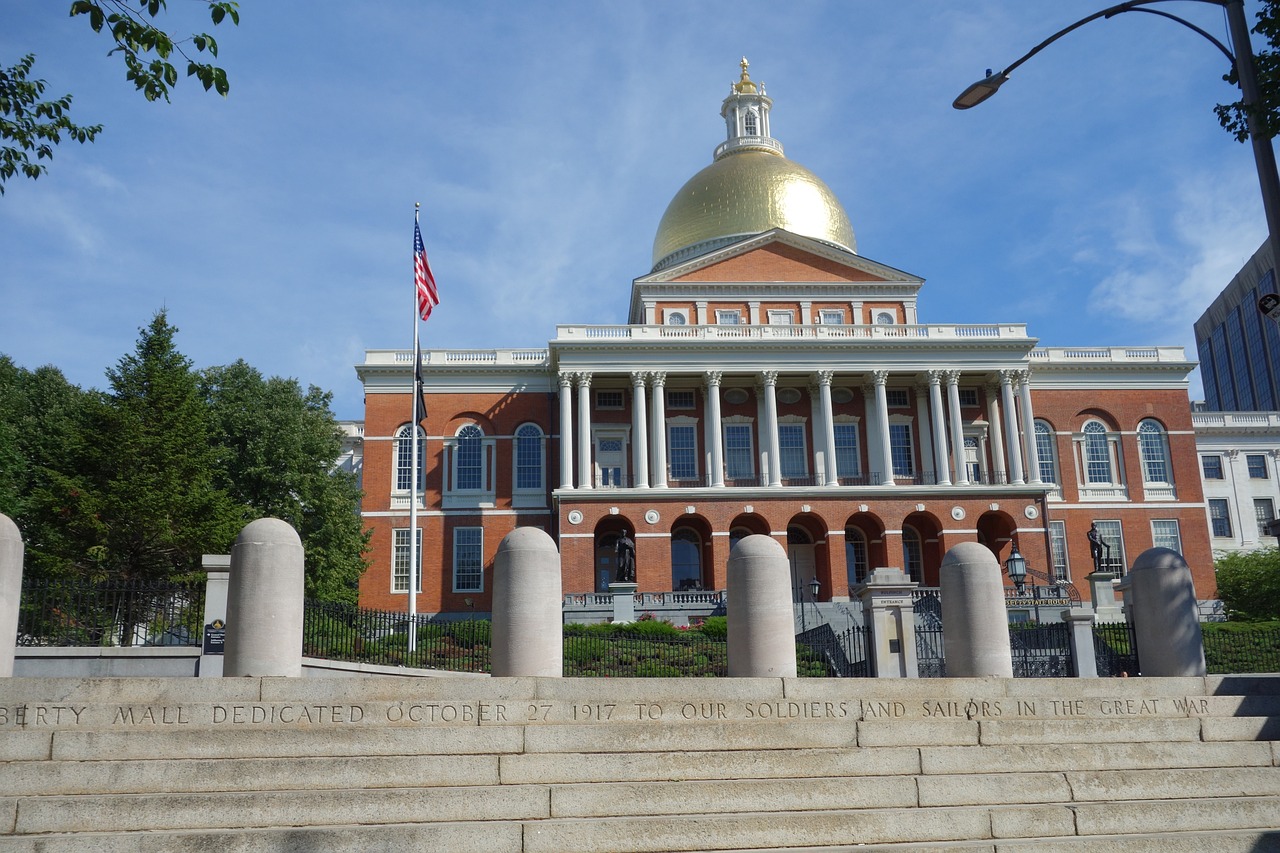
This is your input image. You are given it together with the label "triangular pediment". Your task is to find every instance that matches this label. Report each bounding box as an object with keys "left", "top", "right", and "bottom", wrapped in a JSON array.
[{"left": 638, "top": 230, "right": 922, "bottom": 286}]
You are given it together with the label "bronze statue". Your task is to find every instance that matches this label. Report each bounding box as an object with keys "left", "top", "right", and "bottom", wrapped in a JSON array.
[
  {"left": 615, "top": 530, "right": 636, "bottom": 583},
  {"left": 1087, "top": 523, "right": 1105, "bottom": 572}
]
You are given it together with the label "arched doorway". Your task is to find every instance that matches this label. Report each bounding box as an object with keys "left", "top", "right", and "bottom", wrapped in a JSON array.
[
  {"left": 593, "top": 516, "right": 636, "bottom": 592},
  {"left": 787, "top": 525, "right": 815, "bottom": 603},
  {"left": 671, "top": 527, "right": 704, "bottom": 591}
]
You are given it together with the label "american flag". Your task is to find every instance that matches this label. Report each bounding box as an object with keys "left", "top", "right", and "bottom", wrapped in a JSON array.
[{"left": 414, "top": 220, "right": 439, "bottom": 321}]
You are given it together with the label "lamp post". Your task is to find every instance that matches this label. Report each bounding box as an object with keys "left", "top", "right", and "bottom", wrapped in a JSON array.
[
  {"left": 1006, "top": 545, "right": 1029, "bottom": 594},
  {"left": 954, "top": 0, "right": 1280, "bottom": 270}
]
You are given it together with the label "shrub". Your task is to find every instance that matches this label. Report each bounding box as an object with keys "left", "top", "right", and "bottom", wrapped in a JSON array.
[{"left": 1215, "top": 549, "right": 1280, "bottom": 621}]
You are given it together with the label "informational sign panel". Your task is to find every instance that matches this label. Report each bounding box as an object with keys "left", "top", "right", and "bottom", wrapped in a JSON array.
[{"left": 203, "top": 619, "right": 226, "bottom": 655}]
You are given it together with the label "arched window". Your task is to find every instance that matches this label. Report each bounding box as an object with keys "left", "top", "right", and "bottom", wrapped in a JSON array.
[
  {"left": 845, "top": 527, "right": 869, "bottom": 587},
  {"left": 455, "top": 424, "right": 484, "bottom": 490},
  {"left": 902, "top": 526, "right": 923, "bottom": 583},
  {"left": 728, "top": 526, "right": 753, "bottom": 552},
  {"left": 744, "top": 110, "right": 758, "bottom": 136},
  {"left": 1137, "top": 419, "right": 1172, "bottom": 484},
  {"left": 671, "top": 528, "right": 703, "bottom": 590},
  {"left": 514, "top": 424, "right": 544, "bottom": 491},
  {"left": 875, "top": 311, "right": 895, "bottom": 325},
  {"left": 1083, "top": 421, "right": 1113, "bottom": 484},
  {"left": 394, "top": 424, "right": 425, "bottom": 492},
  {"left": 1034, "top": 420, "right": 1059, "bottom": 484}
]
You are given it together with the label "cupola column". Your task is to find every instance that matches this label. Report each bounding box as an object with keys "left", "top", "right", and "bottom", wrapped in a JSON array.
[
  {"left": 759, "top": 371, "right": 782, "bottom": 487},
  {"left": 945, "top": 371, "right": 968, "bottom": 486},
  {"left": 576, "top": 372, "right": 593, "bottom": 488},
  {"left": 1017, "top": 371, "right": 1042, "bottom": 485},
  {"left": 705, "top": 371, "right": 725, "bottom": 487},
  {"left": 651, "top": 372, "right": 668, "bottom": 488},
  {"left": 1000, "top": 370, "right": 1025, "bottom": 485},
  {"left": 985, "top": 382, "right": 1007, "bottom": 485},
  {"left": 558, "top": 372, "right": 574, "bottom": 490},
  {"left": 871, "top": 370, "right": 895, "bottom": 487},
  {"left": 816, "top": 370, "right": 838, "bottom": 486},
  {"left": 927, "top": 371, "right": 950, "bottom": 487},
  {"left": 631, "top": 371, "right": 649, "bottom": 489}
]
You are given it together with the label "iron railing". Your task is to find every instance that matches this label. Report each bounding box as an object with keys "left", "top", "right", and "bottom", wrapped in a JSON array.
[
  {"left": 1203, "top": 625, "right": 1280, "bottom": 674},
  {"left": 1093, "top": 621, "right": 1139, "bottom": 677},
  {"left": 17, "top": 577, "right": 205, "bottom": 647},
  {"left": 303, "top": 599, "right": 491, "bottom": 672}
]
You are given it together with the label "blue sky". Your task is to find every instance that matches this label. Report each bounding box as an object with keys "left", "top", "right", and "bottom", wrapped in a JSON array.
[{"left": 1, "top": 1, "right": 1272, "bottom": 420}]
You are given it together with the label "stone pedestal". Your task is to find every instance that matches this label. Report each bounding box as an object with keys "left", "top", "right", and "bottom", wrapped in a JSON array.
[
  {"left": 1062, "top": 609, "right": 1098, "bottom": 678},
  {"left": 727, "top": 535, "right": 797, "bottom": 678},
  {"left": 223, "top": 518, "right": 305, "bottom": 678},
  {"left": 608, "top": 583, "right": 638, "bottom": 624},
  {"left": 198, "top": 555, "right": 230, "bottom": 678},
  {"left": 856, "top": 568, "right": 919, "bottom": 678},
  {"left": 1127, "top": 548, "right": 1206, "bottom": 677},
  {"left": 940, "top": 542, "right": 1013, "bottom": 678},
  {"left": 492, "top": 527, "right": 563, "bottom": 678},
  {"left": 0, "top": 514, "right": 23, "bottom": 678},
  {"left": 1088, "top": 571, "right": 1125, "bottom": 624}
]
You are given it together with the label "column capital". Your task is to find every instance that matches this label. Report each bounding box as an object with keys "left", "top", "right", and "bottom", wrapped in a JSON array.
[
  {"left": 705, "top": 370, "right": 723, "bottom": 387},
  {"left": 630, "top": 370, "right": 648, "bottom": 386},
  {"left": 1226, "top": 448, "right": 1241, "bottom": 459},
  {"left": 926, "top": 369, "right": 944, "bottom": 387},
  {"left": 999, "top": 368, "right": 1021, "bottom": 386},
  {"left": 758, "top": 369, "right": 779, "bottom": 388},
  {"left": 650, "top": 371, "right": 667, "bottom": 387},
  {"left": 558, "top": 371, "right": 574, "bottom": 389},
  {"left": 869, "top": 369, "right": 889, "bottom": 387},
  {"left": 814, "top": 369, "right": 834, "bottom": 386},
  {"left": 575, "top": 371, "right": 592, "bottom": 388},
  {"left": 942, "top": 369, "right": 961, "bottom": 386}
]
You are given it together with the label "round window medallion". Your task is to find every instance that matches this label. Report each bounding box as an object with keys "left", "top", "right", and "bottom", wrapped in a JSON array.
[
  {"left": 644, "top": 509, "right": 660, "bottom": 525},
  {"left": 778, "top": 388, "right": 802, "bottom": 405},
  {"left": 724, "top": 388, "right": 749, "bottom": 405},
  {"left": 832, "top": 387, "right": 854, "bottom": 405},
  {"left": 951, "top": 506, "right": 965, "bottom": 521},
  {"left": 1024, "top": 505, "right": 1039, "bottom": 520},
  {"left": 567, "top": 510, "right": 583, "bottom": 525}
]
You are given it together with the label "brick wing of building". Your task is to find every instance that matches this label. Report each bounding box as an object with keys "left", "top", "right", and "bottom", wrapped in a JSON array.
[{"left": 356, "top": 60, "right": 1213, "bottom": 617}]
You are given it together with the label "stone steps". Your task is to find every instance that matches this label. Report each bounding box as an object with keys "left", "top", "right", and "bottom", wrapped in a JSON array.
[{"left": 0, "top": 675, "right": 1278, "bottom": 851}]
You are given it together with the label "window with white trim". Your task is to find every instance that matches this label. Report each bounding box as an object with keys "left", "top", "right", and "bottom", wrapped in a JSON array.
[
  {"left": 846, "top": 528, "right": 869, "bottom": 586},
  {"left": 1151, "top": 519, "right": 1182, "bottom": 553},
  {"left": 392, "top": 527, "right": 423, "bottom": 593},
  {"left": 963, "top": 436, "right": 981, "bottom": 482},
  {"left": 1248, "top": 454, "right": 1270, "bottom": 479},
  {"left": 886, "top": 388, "right": 909, "bottom": 407},
  {"left": 1209, "top": 499, "right": 1233, "bottom": 538},
  {"left": 902, "top": 526, "right": 923, "bottom": 583},
  {"left": 454, "top": 425, "right": 484, "bottom": 491},
  {"left": 744, "top": 109, "right": 758, "bottom": 135},
  {"left": 819, "top": 309, "right": 844, "bottom": 325},
  {"left": 393, "top": 424, "right": 425, "bottom": 492},
  {"left": 514, "top": 424, "right": 544, "bottom": 491},
  {"left": 1034, "top": 420, "right": 1059, "bottom": 485},
  {"left": 595, "top": 390, "right": 624, "bottom": 410},
  {"left": 767, "top": 310, "right": 795, "bottom": 325},
  {"left": 875, "top": 311, "right": 895, "bottom": 325},
  {"left": 1048, "top": 520, "right": 1070, "bottom": 583},
  {"left": 958, "top": 389, "right": 979, "bottom": 407},
  {"left": 724, "top": 421, "right": 755, "bottom": 480},
  {"left": 452, "top": 527, "right": 483, "bottom": 592},
  {"left": 778, "top": 423, "right": 807, "bottom": 478},
  {"left": 1093, "top": 520, "right": 1126, "bottom": 573},
  {"left": 1256, "top": 498, "right": 1276, "bottom": 538},
  {"left": 668, "top": 423, "right": 698, "bottom": 481},
  {"left": 664, "top": 310, "right": 687, "bottom": 326},
  {"left": 1137, "top": 419, "right": 1172, "bottom": 484},
  {"left": 1083, "top": 421, "right": 1114, "bottom": 484},
  {"left": 833, "top": 421, "right": 860, "bottom": 479},
  {"left": 667, "top": 390, "right": 696, "bottom": 410},
  {"left": 1202, "top": 455, "right": 1224, "bottom": 479},
  {"left": 716, "top": 309, "right": 742, "bottom": 325},
  {"left": 889, "top": 422, "right": 915, "bottom": 477}
]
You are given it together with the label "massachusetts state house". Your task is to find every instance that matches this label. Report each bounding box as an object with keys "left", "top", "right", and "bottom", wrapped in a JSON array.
[{"left": 354, "top": 60, "right": 1213, "bottom": 616}]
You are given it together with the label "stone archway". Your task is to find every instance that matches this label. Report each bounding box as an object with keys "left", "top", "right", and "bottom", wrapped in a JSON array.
[{"left": 593, "top": 515, "right": 637, "bottom": 592}]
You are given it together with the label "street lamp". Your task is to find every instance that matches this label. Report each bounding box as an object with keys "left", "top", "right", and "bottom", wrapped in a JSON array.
[
  {"left": 809, "top": 576, "right": 821, "bottom": 601},
  {"left": 1006, "top": 545, "right": 1028, "bottom": 594},
  {"left": 954, "top": 0, "right": 1280, "bottom": 270}
]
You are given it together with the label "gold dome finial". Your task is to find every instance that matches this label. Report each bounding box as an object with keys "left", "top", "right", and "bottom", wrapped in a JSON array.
[{"left": 734, "top": 56, "right": 757, "bottom": 94}]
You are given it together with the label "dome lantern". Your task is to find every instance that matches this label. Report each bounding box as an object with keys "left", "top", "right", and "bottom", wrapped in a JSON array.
[{"left": 716, "top": 57, "right": 784, "bottom": 160}]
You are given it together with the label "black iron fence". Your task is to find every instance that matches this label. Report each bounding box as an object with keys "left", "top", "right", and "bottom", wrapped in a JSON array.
[
  {"left": 303, "top": 599, "right": 491, "bottom": 672},
  {"left": 1093, "top": 621, "right": 1139, "bottom": 677},
  {"left": 18, "top": 577, "right": 204, "bottom": 647},
  {"left": 1202, "top": 624, "right": 1280, "bottom": 674},
  {"left": 1009, "top": 622, "right": 1071, "bottom": 677}
]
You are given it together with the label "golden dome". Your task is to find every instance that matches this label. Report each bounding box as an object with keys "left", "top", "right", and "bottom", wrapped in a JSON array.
[{"left": 651, "top": 149, "right": 857, "bottom": 270}]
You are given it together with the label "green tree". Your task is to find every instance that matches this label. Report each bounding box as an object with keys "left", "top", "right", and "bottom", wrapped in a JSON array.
[
  {"left": 201, "top": 360, "right": 369, "bottom": 603},
  {"left": 1217, "top": 0, "right": 1280, "bottom": 141},
  {"left": 1215, "top": 548, "right": 1280, "bottom": 621},
  {"left": 1, "top": 2, "right": 239, "bottom": 194}
]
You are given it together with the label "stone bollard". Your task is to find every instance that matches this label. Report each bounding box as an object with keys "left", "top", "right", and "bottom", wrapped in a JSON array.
[
  {"left": 1128, "top": 547, "right": 1206, "bottom": 676},
  {"left": 223, "top": 518, "right": 305, "bottom": 677},
  {"left": 492, "top": 527, "right": 563, "bottom": 677},
  {"left": 0, "top": 514, "right": 23, "bottom": 678},
  {"left": 940, "top": 542, "right": 1013, "bottom": 677},
  {"left": 727, "top": 535, "right": 796, "bottom": 678}
]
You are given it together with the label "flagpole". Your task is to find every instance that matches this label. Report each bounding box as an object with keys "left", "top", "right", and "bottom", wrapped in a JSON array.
[{"left": 408, "top": 202, "right": 421, "bottom": 654}]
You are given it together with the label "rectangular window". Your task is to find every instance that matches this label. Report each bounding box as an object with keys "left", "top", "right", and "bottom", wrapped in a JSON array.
[
  {"left": 724, "top": 423, "right": 754, "bottom": 480},
  {"left": 392, "top": 527, "right": 422, "bottom": 593},
  {"left": 958, "top": 389, "right": 979, "bottom": 407},
  {"left": 833, "top": 423, "right": 860, "bottom": 479},
  {"left": 715, "top": 309, "right": 742, "bottom": 325},
  {"left": 767, "top": 310, "right": 795, "bottom": 325},
  {"left": 1048, "top": 520, "right": 1069, "bottom": 583},
  {"left": 1093, "top": 520, "right": 1125, "bottom": 574},
  {"left": 1256, "top": 498, "right": 1276, "bottom": 537},
  {"left": 595, "top": 390, "right": 624, "bottom": 410},
  {"left": 1209, "top": 499, "right": 1233, "bottom": 538},
  {"left": 889, "top": 423, "right": 914, "bottom": 477},
  {"left": 668, "top": 424, "right": 698, "bottom": 480},
  {"left": 1151, "top": 519, "right": 1182, "bottom": 554},
  {"left": 819, "top": 309, "right": 844, "bottom": 325},
  {"left": 1202, "top": 455, "right": 1224, "bottom": 479},
  {"left": 453, "top": 527, "right": 483, "bottom": 592},
  {"left": 1248, "top": 454, "right": 1270, "bottom": 479},
  {"left": 515, "top": 431, "right": 543, "bottom": 491},
  {"left": 886, "top": 388, "right": 910, "bottom": 408},
  {"left": 778, "top": 424, "right": 807, "bottom": 478},
  {"left": 667, "top": 390, "right": 696, "bottom": 410}
]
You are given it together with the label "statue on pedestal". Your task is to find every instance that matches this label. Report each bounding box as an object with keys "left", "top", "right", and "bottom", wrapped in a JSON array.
[
  {"left": 615, "top": 530, "right": 636, "bottom": 583},
  {"left": 1087, "top": 523, "right": 1106, "bottom": 572}
]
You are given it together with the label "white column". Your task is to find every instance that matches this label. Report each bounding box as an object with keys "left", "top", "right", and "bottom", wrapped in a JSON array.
[
  {"left": 576, "top": 372, "right": 592, "bottom": 489},
  {"left": 1017, "top": 370, "right": 1042, "bottom": 485},
  {"left": 706, "top": 371, "right": 725, "bottom": 487},
  {"left": 630, "top": 371, "right": 649, "bottom": 488},
  {"left": 1000, "top": 370, "right": 1025, "bottom": 485},
  {"left": 871, "top": 370, "right": 895, "bottom": 486},
  {"left": 696, "top": 301, "right": 708, "bottom": 325},
  {"left": 945, "top": 370, "right": 968, "bottom": 486},
  {"left": 817, "top": 370, "right": 838, "bottom": 486},
  {"left": 985, "top": 382, "right": 1007, "bottom": 485},
  {"left": 913, "top": 381, "right": 935, "bottom": 484},
  {"left": 651, "top": 372, "right": 668, "bottom": 487},
  {"left": 558, "top": 372, "right": 574, "bottom": 490},
  {"left": 760, "top": 370, "right": 782, "bottom": 487},
  {"left": 927, "top": 371, "right": 950, "bottom": 486}
]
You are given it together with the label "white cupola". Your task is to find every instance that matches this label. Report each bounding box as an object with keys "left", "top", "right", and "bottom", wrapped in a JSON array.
[{"left": 716, "top": 57, "right": 784, "bottom": 160}]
